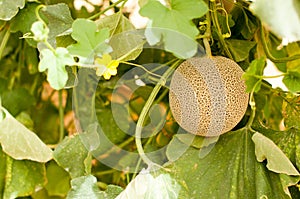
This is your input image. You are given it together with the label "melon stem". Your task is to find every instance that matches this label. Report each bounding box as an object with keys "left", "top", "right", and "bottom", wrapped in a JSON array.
[{"left": 135, "top": 59, "right": 181, "bottom": 170}]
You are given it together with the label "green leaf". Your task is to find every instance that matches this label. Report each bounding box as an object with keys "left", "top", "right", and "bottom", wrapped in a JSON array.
[
  {"left": 67, "top": 19, "right": 112, "bottom": 64},
  {"left": 53, "top": 135, "right": 91, "bottom": 178},
  {"left": 3, "top": 156, "right": 46, "bottom": 198},
  {"left": 67, "top": 175, "right": 123, "bottom": 199},
  {"left": 31, "top": 21, "right": 49, "bottom": 41},
  {"left": 0, "top": 0, "right": 25, "bottom": 20},
  {"left": 116, "top": 172, "right": 181, "bottom": 199},
  {"left": 41, "top": 3, "right": 74, "bottom": 47},
  {"left": 282, "top": 71, "right": 300, "bottom": 93},
  {"left": 257, "top": 127, "right": 300, "bottom": 171},
  {"left": 45, "top": 161, "right": 71, "bottom": 197},
  {"left": 2, "top": 87, "right": 35, "bottom": 116},
  {"left": 0, "top": 109, "right": 53, "bottom": 162},
  {"left": 250, "top": 0, "right": 300, "bottom": 43},
  {"left": 10, "top": 2, "right": 39, "bottom": 46},
  {"left": 242, "top": 57, "right": 266, "bottom": 93},
  {"left": 283, "top": 96, "right": 300, "bottom": 129},
  {"left": 139, "top": 0, "right": 208, "bottom": 58},
  {"left": 39, "top": 47, "right": 75, "bottom": 90},
  {"left": 0, "top": 147, "right": 6, "bottom": 195},
  {"left": 97, "top": 12, "right": 145, "bottom": 61},
  {"left": 252, "top": 132, "right": 299, "bottom": 176},
  {"left": 167, "top": 128, "right": 299, "bottom": 198},
  {"left": 226, "top": 39, "right": 256, "bottom": 62},
  {"left": 66, "top": 175, "right": 102, "bottom": 199}
]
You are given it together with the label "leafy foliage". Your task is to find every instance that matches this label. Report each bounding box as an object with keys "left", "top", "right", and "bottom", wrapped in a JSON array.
[
  {"left": 0, "top": 0, "right": 300, "bottom": 198},
  {"left": 139, "top": 0, "right": 208, "bottom": 58}
]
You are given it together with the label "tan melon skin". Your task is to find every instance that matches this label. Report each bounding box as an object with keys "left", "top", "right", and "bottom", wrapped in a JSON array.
[{"left": 169, "top": 56, "right": 249, "bottom": 136}]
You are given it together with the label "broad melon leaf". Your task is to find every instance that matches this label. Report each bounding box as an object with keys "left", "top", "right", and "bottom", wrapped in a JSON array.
[
  {"left": 167, "top": 128, "right": 299, "bottom": 198},
  {"left": 41, "top": 3, "right": 74, "bottom": 47},
  {"left": 53, "top": 135, "right": 92, "bottom": 178},
  {"left": 0, "top": 0, "right": 25, "bottom": 20},
  {"left": 226, "top": 39, "right": 256, "bottom": 62},
  {"left": 2, "top": 154, "right": 47, "bottom": 199},
  {"left": 96, "top": 12, "right": 145, "bottom": 61},
  {"left": 116, "top": 170, "right": 181, "bottom": 199},
  {"left": 10, "top": 2, "right": 39, "bottom": 47},
  {"left": 67, "top": 19, "right": 112, "bottom": 64},
  {"left": 252, "top": 132, "right": 300, "bottom": 176},
  {"left": 0, "top": 108, "right": 52, "bottom": 162},
  {"left": 139, "top": 0, "right": 208, "bottom": 59},
  {"left": 67, "top": 175, "right": 123, "bottom": 199},
  {"left": 45, "top": 161, "right": 71, "bottom": 197},
  {"left": 250, "top": 0, "right": 300, "bottom": 43}
]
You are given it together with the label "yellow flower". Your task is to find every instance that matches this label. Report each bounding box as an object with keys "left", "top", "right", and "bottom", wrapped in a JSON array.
[{"left": 95, "top": 54, "right": 119, "bottom": 80}]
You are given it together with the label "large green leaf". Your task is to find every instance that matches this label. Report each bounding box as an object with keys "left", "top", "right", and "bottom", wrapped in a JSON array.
[
  {"left": 226, "top": 39, "right": 256, "bottom": 62},
  {"left": 3, "top": 156, "right": 46, "bottom": 198},
  {"left": 167, "top": 128, "right": 299, "bottom": 198},
  {"left": 2, "top": 87, "right": 35, "bottom": 116},
  {"left": 41, "top": 3, "right": 74, "bottom": 47},
  {"left": 0, "top": 108, "right": 52, "bottom": 162},
  {"left": 97, "top": 12, "right": 145, "bottom": 61},
  {"left": 53, "top": 135, "right": 91, "bottom": 178},
  {"left": 67, "top": 175, "right": 123, "bottom": 199},
  {"left": 67, "top": 19, "right": 112, "bottom": 64},
  {"left": 139, "top": 0, "right": 208, "bottom": 58},
  {"left": 10, "top": 2, "right": 39, "bottom": 46},
  {"left": 283, "top": 96, "right": 300, "bottom": 129},
  {"left": 0, "top": 0, "right": 25, "bottom": 20},
  {"left": 250, "top": 0, "right": 300, "bottom": 43},
  {"left": 45, "top": 161, "right": 71, "bottom": 197}
]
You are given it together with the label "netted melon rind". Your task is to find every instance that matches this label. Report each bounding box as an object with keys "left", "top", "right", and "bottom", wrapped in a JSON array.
[{"left": 169, "top": 56, "right": 249, "bottom": 136}]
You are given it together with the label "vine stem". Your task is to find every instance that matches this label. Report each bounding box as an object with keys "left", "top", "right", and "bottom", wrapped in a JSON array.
[
  {"left": 260, "top": 24, "right": 300, "bottom": 63},
  {"left": 88, "top": 0, "right": 127, "bottom": 20},
  {"left": 58, "top": 90, "right": 65, "bottom": 142},
  {"left": 135, "top": 60, "right": 181, "bottom": 168},
  {"left": 203, "top": 10, "right": 212, "bottom": 57},
  {"left": 210, "top": 0, "right": 233, "bottom": 59},
  {"left": 0, "top": 25, "right": 10, "bottom": 60},
  {"left": 246, "top": 80, "right": 261, "bottom": 131}
]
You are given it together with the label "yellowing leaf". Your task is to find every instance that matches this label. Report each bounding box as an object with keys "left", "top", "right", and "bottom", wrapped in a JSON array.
[
  {"left": 252, "top": 132, "right": 300, "bottom": 176},
  {"left": 0, "top": 108, "right": 52, "bottom": 163}
]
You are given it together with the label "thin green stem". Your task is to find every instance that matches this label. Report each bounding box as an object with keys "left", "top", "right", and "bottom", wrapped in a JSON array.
[
  {"left": 253, "top": 73, "right": 286, "bottom": 79},
  {"left": 120, "top": 61, "right": 164, "bottom": 79},
  {"left": 210, "top": 0, "right": 233, "bottom": 59},
  {"left": 95, "top": 169, "right": 116, "bottom": 176},
  {"left": 58, "top": 90, "right": 65, "bottom": 142},
  {"left": 260, "top": 24, "right": 300, "bottom": 63},
  {"left": 35, "top": 5, "right": 47, "bottom": 25},
  {"left": 246, "top": 80, "right": 261, "bottom": 131},
  {"left": 0, "top": 25, "right": 11, "bottom": 60},
  {"left": 135, "top": 60, "right": 181, "bottom": 168},
  {"left": 88, "top": 0, "right": 126, "bottom": 20}
]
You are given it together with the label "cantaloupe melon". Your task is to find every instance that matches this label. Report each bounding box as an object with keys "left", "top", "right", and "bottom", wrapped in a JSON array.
[{"left": 169, "top": 56, "right": 249, "bottom": 136}]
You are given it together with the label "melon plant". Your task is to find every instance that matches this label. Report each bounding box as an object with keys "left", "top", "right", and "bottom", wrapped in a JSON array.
[{"left": 0, "top": 0, "right": 299, "bottom": 198}]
